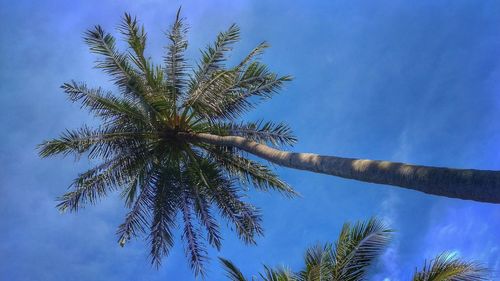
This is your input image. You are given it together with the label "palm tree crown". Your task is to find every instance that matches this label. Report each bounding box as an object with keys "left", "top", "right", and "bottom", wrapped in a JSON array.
[
  {"left": 220, "top": 219, "right": 488, "bottom": 281},
  {"left": 221, "top": 218, "right": 393, "bottom": 281},
  {"left": 38, "top": 10, "right": 296, "bottom": 276}
]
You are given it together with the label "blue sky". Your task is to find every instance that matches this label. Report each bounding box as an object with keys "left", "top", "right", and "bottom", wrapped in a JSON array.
[{"left": 1, "top": 0, "right": 500, "bottom": 280}]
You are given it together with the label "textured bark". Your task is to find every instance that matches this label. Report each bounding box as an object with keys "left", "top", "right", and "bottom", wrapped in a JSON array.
[{"left": 182, "top": 132, "right": 500, "bottom": 204}]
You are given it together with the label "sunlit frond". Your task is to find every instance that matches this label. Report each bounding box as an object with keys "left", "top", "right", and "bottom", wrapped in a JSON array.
[
  {"left": 84, "top": 25, "right": 137, "bottom": 92},
  {"left": 61, "top": 81, "right": 149, "bottom": 125},
  {"left": 413, "top": 252, "right": 488, "bottom": 281},
  {"left": 212, "top": 121, "right": 297, "bottom": 147},
  {"left": 332, "top": 218, "right": 392, "bottom": 281},
  {"left": 165, "top": 8, "right": 189, "bottom": 102},
  {"left": 297, "top": 244, "right": 333, "bottom": 281},
  {"left": 260, "top": 265, "right": 296, "bottom": 281}
]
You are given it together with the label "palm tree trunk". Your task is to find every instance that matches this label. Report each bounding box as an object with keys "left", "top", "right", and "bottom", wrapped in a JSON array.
[{"left": 182, "top": 132, "right": 500, "bottom": 204}]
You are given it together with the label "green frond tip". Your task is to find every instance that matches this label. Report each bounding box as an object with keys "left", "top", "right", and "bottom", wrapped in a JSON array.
[
  {"left": 219, "top": 257, "right": 248, "bottom": 281},
  {"left": 413, "top": 252, "right": 489, "bottom": 281}
]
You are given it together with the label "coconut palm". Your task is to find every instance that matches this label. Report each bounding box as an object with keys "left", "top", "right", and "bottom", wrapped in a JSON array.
[
  {"left": 38, "top": 8, "right": 499, "bottom": 276},
  {"left": 220, "top": 220, "right": 488, "bottom": 281},
  {"left": 221, "top": 218, "right": 392, "bottom": 281},
  {"left": 38, "top": 11, "right": 296, "bottom": 277},
  {"left": 412, "top": 252, "right": 488, "bottom": 281}
]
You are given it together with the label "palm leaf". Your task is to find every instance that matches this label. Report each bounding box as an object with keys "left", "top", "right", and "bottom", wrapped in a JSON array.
[
  {"left": 164, "top": 8, "right": 189, "bottom": 103},
  {"left": 220, "top": 257, "right": 248, "bottom": 281},
  {"left": 413, "top": 252, "right": 488, "bottom": 281},
  {"left": 332, "top": 218, "right": 392, "bottom": 281},
  {"left": 211, "top": 121, "right": 297, "bottom": 147}
]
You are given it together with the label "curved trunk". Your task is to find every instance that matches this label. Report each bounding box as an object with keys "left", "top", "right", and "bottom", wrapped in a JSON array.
[{"left": 181, "top": 133, "right": 500, "bottom": 203}]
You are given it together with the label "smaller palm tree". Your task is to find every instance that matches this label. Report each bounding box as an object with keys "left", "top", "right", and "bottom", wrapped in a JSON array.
[
  {"left": 412, "top": 252, "right": 488, "bottom": 281},
  {"left": 221, "top": 218, "right": 392, "bottom": 281},
  {"left": 220, "top": 219, "right": 489, "bottom": 281}
]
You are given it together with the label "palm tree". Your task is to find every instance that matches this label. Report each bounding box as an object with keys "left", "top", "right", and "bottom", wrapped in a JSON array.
[
  {"left": 38, "top": 11, "right": 296, "bottom": 277},
  {"left": 220, "top": 220, "right": 488, "bottom": 281},
  {"left": 37, "top": 9, "right": 499, "bottom": 276},
  {"left": 412, "top": 252, "right": 488, "bottom": 281},
  {"left": 221, "top": 218, "right": 392, "bottom": 281}
]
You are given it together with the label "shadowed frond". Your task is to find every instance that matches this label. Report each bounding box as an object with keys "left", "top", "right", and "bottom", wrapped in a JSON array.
[
  {"left": 412, "top": 252, "right": 489, "bottom": 281},
  {"left": 186, "top": 152, "right": 264, "bottom": 244},
  {"left": 117, "top": 165, "right": 154, "bottom": 246},
  {"left": 38, "top": 125, "right": 153, "bottom": 159},
  {"left": 180, "top": 188, "right": 207, "bottom": 276},
  {"left": 220, "top": 257, "right": 248, "bottom": 281},
  {"left": 184, "top": 150, "right": 223, "bottom": 250},
  {"left": 204, "top": 146, "right": 296, "bottom": 196},
  {"left": 56, "top": 150, "right": 151, "bottom": 212},
  {"left": 149, "top": 168, "right": 179, "bottom": 268}
]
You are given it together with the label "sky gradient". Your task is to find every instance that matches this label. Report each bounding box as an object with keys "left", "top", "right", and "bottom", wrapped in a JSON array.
[{"left": 1, "top": 0, "right": 500, "bottom": 280}]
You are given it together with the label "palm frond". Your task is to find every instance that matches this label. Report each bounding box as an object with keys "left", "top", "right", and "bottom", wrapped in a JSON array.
[
  {"left": 38, "top": 125, "right": 153, "bottom": 159},
  {"left": 149, "top": 169, "right": 179, "bottom": 268},
  {"left": 260, "top": 265, "right": 295, "bottom": 281},
  {"left": 202, "top": 167, "right": 263, "bottom": 243},
  {"left": 211, "top": 121, "right": 297, "bottom": 147},
  {"left": 193, "top": 23, "right": 240, "bottom": 82},
  {"left": 412, "top": 252, "right": 488, "bottom": 281},
  {"left": 165, "top": 8, "right": 189, "bottom": 102},
  {"left": 204, "top": 146, "right": 296, "bottom": 196},
  {"left": 236, "top": 41, "right": 269, "bottom": 69},
  {"left": 186, "top": 61, "right": 291, "bottom": 120},
  {"left": 184, "top": 149, "right": 223, "bottom": 250},
  {"left": 219, "top": 258, "right": 248, "bottom": 281},
  {"left": 85, "top": 24, "right": 167, "bottom": 119},
  {"left": 120, "top": 14, "right": 167, "bottom": 92},
  {"left": 184, "top": 24, "right": 240, "bottom": 108},
  {"left": 61, "top": 81, "right": 149, "bottom": 125},
  {"left": 56, "top": 150, "right": 151, "bottom": 212},
  {"left": 213, "top": 63, "right": 292, "bottom": 120},
  {"left": 84, "top": 25, "right": 137, "bottom": 92},
  {"left": 180, "top": 188, "right": 207, "bottom": 277},
  {"left": 117, "top": 174, "right": 153, "bottom": 246},
  {"left": 297, "top": 244, "right": 333, "bottom": 281},
  {"left": 332, "top": 218, "right": 392, "bottom": 281},
  {"left": 118, "top": 13, "right": 149, "bottom": 74}
]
